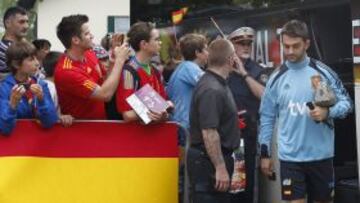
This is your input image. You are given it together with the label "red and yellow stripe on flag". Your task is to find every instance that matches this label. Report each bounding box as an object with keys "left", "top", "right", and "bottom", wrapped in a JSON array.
[
  {"left": 172, "top": 9, "right": 184, "bottom": 25},
  {"left": 0, "top": 120, "right": 179, "bottom": 203}
]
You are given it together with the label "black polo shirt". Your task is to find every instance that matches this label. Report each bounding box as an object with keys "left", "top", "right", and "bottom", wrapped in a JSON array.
[{"left": 189, "top": 70, "right": 240, "bottom": 151}]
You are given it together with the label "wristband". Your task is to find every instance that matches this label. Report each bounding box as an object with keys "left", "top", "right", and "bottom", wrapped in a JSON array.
[{"left": 260, "top": 144, "right": 271, "bottom": 158}]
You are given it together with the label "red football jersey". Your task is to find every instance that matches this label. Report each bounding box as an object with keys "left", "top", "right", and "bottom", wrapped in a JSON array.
[
  {"left": 116, "top": 57, "right": 167, "bottom": 113},
  {"left": 55, "top": 50, "right": 107, "bottom": 119}
]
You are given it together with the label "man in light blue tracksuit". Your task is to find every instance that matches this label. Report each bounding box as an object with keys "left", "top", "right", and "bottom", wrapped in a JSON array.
[{"left": 259, "top": 20, "right": 352, "bottom": 203}]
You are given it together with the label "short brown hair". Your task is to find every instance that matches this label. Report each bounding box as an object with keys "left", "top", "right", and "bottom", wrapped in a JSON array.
[
  {"left": 208, "top": 39, "right": 234, "bottom": 67},
  {"left": 179, "top": 33, "right": 207, "bottom": 61},
  {"left": 127, "top": 22, "right": 155, "bottom": 52},
  {"left": 281, "top": 20, "right": 309, "bottom": 40},
  {"left": 57, "top": 14, "right": 89, "bottom": 49},
  {"left": 6, "top": 41, "right": 36, "bottom": 74},
  {"left": 3, "top": 6, "right": 27, "bottom": 29}
]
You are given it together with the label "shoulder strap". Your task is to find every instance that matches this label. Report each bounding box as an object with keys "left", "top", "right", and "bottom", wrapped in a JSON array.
[
  {"left": 269, "top": 63, "right": 289, "bottom": 88},
  {"left": 123, "top": 63, "right": 141, "bottom": 90},
  {"left": 105, "top": 63, "right": 140, "bottom": 121}
]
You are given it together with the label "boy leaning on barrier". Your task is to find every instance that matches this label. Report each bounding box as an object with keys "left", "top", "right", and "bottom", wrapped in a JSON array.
[{"left": 0, "top": 41, "right": 58, "bottom": 135}]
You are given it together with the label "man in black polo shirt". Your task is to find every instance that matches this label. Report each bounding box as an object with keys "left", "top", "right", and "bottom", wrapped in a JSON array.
[{"left": 187, "top": 39, "right": 241, "bottom": 203}]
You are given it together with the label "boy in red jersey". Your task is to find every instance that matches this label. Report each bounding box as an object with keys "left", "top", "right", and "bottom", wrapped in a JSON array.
[{"left": 114, "top": 22, "right": 170, "bottom": 122}]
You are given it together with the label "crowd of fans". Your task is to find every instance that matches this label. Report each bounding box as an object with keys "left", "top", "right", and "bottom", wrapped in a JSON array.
[{"left": 0, "top": 6, "right": 353, "bottom": 203}]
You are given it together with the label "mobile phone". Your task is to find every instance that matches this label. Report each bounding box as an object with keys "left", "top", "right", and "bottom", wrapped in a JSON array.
[
  {"left": 306, "top": 102, "right": 320, "bottom": 123},
  {"left": 306, "top": 102, "right": 315, "bottom": 110},
  {"left": 19, "top": 82, "right": 30, "bottom": 90}
]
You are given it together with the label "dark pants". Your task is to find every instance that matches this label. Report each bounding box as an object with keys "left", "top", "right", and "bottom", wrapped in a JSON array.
[
  {"left": 231, "top": 123, "right": 257, "bottom": 203},
  {"left": 187, "top": 146, "right": 234, "bottom": 203},
  {"left": 192, "top": 192, "right": 232, "bottom": 203},
  {"left": 280, "top": 158, "right": 334, "bottom": 201},
  {"left": 178, "top": 128, "right": 186, "bottom": 203}
]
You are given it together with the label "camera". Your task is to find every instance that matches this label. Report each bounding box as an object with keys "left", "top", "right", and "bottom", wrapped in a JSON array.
[{"left": 19, "top": 83, "right": 31, "bottom": 90}]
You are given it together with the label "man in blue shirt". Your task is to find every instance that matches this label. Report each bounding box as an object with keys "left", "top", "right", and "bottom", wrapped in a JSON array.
[
  {"left": 259, "top": 20, "right": 352, "bottom": 203},
  {"left": 166, "top": 33, "right": 208, "bottom": 203}
]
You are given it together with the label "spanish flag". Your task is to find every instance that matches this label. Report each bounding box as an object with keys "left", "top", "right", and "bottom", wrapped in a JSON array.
[
  {"left": 172, "top": 7, "right": 189, "bottom": 25},
  {"left": 0, "top": 121, "right": 178, "bottom": 203}
]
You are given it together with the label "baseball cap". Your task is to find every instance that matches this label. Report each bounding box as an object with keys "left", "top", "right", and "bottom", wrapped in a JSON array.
[{"left": 228, "top": 27, "right": 255, "bottom": 42}]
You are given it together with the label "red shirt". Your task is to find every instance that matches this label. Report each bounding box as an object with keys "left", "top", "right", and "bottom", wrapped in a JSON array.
[
  {"left": 55, "top": 50, "right": 107, "bottom": 119},
  {"left": 116, "top": 57, "right": 167, "bottom": 113}
]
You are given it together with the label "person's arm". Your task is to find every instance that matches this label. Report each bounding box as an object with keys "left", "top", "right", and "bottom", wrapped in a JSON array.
[
  {"left": 233, "top": 57, "right": 264, "bottom": 99},
  {"left": 122, "top": 110, "right": 139, "bottom": 122},
  {"left": 258, "top": 79, "right": 278, "bottom": 176},
  {"left": 202, "top": 128, "right": 230, "bottom": 192},
  {"left": 196, "top": 89, "right": 230, "bottom": 191},
  {"left": 320, "top": 64, "right": 353, "bottom": 119},
  {"left": 122, "top": 109, "right": 168, "bottom": 123},
  {"left": 91, "top": 44, "right": 130, "bottom": 101},
  {"left": 242, "top": 74, "right": 264, "bottom": 99},
  {"left": 117, "top": 68, "right": 169, "bottom": 123},
  {"left": 59, "top": 114, "right": 74, "bottom": 127},
  {"left": 0, "top": 84, "right": 24, "bottom": 135},
  {"left": 0, "top": 102, "right": 17, "bottom": 135}
]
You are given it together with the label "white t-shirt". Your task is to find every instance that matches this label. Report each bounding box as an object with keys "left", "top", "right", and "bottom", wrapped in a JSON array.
[{"left": 44, "top": 80, "right": 60, "bottom": 116}]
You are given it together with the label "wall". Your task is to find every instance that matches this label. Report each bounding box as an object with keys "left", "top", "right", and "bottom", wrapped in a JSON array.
[{"left": 37, "top": 0, "right": 129, "bottom": 51}]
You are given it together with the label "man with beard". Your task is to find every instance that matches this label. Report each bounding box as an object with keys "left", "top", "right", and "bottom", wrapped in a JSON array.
[{"left": 259, "top": 20, "right": 352, "bottom": 203}]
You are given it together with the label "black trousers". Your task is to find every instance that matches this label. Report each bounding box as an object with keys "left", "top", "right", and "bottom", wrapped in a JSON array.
[{"left": 187, "top": 146, "right": 234, "bottom": 203}]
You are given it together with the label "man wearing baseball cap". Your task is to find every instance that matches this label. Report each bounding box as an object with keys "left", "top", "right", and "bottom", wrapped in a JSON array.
[{"left": 227, "top": 26, "right": 266, "bottom": 203}]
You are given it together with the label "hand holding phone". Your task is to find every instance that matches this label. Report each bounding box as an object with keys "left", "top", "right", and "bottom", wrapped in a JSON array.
[
  {"left": 306, "top": 102, "right": 321, "bottom": 123},
  {"left": 9, "top": 84, "right": 26, "bottom": 109},
  {"left": 306, "top": 102, "right": 315, "bottom": 110}
]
